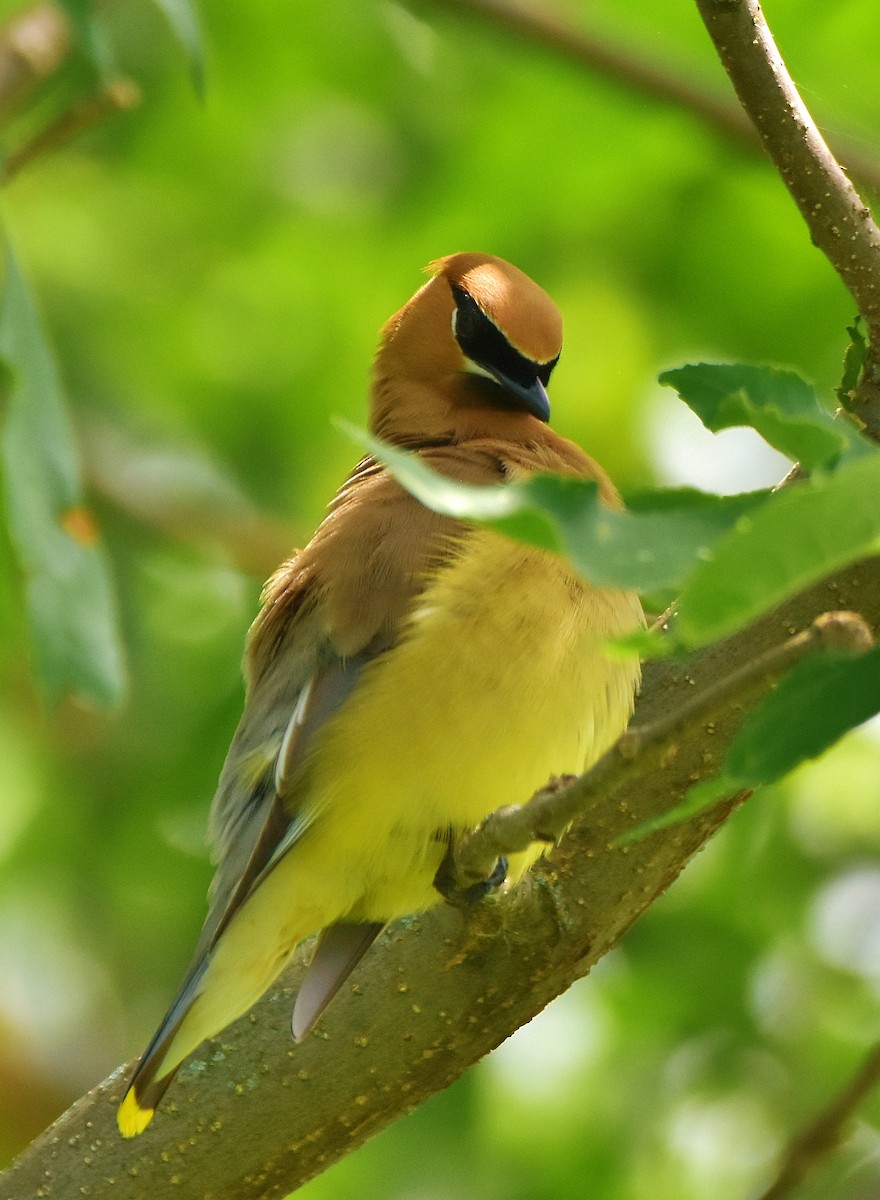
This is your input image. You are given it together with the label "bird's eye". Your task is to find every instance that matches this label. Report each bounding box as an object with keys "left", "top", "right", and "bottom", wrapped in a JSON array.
[{"left": 451, "top": 288, "right": 481, "bottom": 342}]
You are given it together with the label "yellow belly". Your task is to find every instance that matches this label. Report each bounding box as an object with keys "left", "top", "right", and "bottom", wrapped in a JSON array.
[{"left": 281, "top": 529, "right": 642, "bottom": 919}]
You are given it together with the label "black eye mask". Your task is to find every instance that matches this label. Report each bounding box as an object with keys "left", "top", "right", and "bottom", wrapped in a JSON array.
[{"left": 451, "top": 283, "right": 558, "bottom": 389}]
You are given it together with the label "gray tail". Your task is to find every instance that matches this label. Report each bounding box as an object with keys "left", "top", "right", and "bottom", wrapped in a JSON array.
[{"left": 292, "top": 921, "right": 383, "bottom": 1042}]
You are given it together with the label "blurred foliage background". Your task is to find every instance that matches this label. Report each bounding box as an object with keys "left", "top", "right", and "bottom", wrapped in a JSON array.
[{"left": 1, "top": 0, "right": 880, "bottom": 1196}]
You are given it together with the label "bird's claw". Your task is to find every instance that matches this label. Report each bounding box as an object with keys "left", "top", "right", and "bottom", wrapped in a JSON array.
[{"left": 433, "top": 852, "right": 509, "bottom": 909}]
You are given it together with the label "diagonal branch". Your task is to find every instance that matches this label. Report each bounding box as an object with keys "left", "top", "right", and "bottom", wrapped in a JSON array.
[
  {"left": 81, "top": 418, "right": 294, "bottom": 578},
  {"left": 2, "top": 77, "right": 140, "bottom": 183},
  {"left": 422, "top": 0, "right": 756, "bottom": 153},
  {"left": 757, "top": 1040, "right": 880, "bottom": 1200}
]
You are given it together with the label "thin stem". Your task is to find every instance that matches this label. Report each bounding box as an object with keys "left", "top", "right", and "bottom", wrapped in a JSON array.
[
  {"left": 2, "top": 78, "right": 140, "bottom": 184},
  {"left": 757, "top": 1041, "right": 880, "bottom": 1200},
  {"left": 81, "top": 419, "right": 294, "bottom": 579}
]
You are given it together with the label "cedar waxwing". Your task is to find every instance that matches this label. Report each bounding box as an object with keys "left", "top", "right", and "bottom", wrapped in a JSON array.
[{"left": 117, "top": 252, "right": 644, "bottom": 1137}]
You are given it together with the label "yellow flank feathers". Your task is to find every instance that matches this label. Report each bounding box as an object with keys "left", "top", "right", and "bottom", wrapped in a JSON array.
[
  {"left": 117, "top": 1088, "right": 155, "bottom": 1138},
  {"left": 116, "top": 252, "right": 644, "bottom": 1135}
]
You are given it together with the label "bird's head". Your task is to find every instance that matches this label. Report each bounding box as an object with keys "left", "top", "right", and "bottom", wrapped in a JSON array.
[{"left": 371, "top": 253, "right": 563, "bottom": 444}]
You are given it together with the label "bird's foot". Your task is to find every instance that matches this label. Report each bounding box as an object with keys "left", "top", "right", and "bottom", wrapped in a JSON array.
[{"left": 434, "top": 851, "right": 509, "bottom": 909}]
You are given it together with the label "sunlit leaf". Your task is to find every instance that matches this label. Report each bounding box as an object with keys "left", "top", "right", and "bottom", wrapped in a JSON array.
[
  {"left": 660, "top": 361, "right": 860, "bottom": 468},
  {"left": 0, "top": 239, "right": 125, "bottom": 709},
  {"left": 675, "top": 454, "right": 880, "bottom": 648},
  {"left": 522, "top": 475, "right": 766, "bottom": 591}
]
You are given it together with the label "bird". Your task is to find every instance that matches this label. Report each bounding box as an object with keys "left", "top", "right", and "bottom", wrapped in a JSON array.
[{"left": 117, "top": 252, "right": 644, "bottom": 1137}]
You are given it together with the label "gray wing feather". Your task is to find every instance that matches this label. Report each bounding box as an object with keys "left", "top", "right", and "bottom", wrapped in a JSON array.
[{"left": 194, "top": 639, "right": 376, "bottom": 963}]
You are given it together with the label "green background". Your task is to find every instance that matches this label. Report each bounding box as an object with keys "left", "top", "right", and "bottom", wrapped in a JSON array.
[{"left": 1, "top": 0, "right": 880, "bottom": 1196}]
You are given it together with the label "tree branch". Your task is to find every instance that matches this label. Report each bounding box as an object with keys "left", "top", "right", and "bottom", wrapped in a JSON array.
[
  {"left": 757, "top": 1040, "right": 880, "bottom": 1200},
  {"left": 81, "top": 418, "right": 294, "bottom": 578},
  {"left": 694, "top": 0, "right": 880, "bottom": 434}
]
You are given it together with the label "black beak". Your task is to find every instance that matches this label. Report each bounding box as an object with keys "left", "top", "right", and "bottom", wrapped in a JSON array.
[{"left": 487, "top": 368, "right": 551, "bottom": 422}]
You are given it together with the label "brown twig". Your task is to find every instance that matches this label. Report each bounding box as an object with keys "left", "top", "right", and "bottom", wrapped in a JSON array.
[
  {"left": 0, "top": 2, "right": 70, "bottom": 122},
  {"left": 442, "top": 611, "right": 874, "bottom": 893},
  {"left": 2, "top": 76, "right": 140, "bottom": 183},
  {"left": 417, "top": 0, "right": 880, "bottom": 196},
  {"left": 757, "top": 1041, "right": 880, "bottom": 1200}
]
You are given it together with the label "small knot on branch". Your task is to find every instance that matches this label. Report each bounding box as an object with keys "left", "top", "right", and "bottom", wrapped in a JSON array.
[{"left": 810, "top": 609, "right": 874, "bottom": 653}]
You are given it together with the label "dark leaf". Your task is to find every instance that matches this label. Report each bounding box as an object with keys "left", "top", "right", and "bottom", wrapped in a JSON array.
[{"left": 0, "top": 238, "right": 126, "bottom": 709}]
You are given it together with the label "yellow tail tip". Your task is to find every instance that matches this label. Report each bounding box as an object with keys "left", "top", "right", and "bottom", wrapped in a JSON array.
[{"left": 117, "top": 1088, "right": 155, "bottom": 1138}]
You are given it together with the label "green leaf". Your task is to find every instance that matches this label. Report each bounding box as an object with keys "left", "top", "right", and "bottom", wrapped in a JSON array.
[
  {"left": 675, "top": 453, "right": 880, "bottom": 648},
  {"left": 338, "top": 423, "right": 528, "bottom": 522},
  {"left": 836, "top": 317, "right": 868, "bottom": 414},
  {"left": 150, "top": 0, "right": 206, "bottom": 97},
  {"left": 341, "top": 422, "right": 768, "bottom": 592},
  {"left": 660, "top": 362, "right": 857, "bottom": 469},
  {"left": 726, "top": 645, "right": 880, "bottom": 784},
  {"left": 58, "top": 0, "right": 203, "bottom": 92},
  {"left": 55, "top": 0, "right": 116, "bottom": 77},
  {"left": 0, "top": 238, "right": 126, "bottom": 709},
  {"left": 520, "top": 476, "right": 766, "bottom": 591}
]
